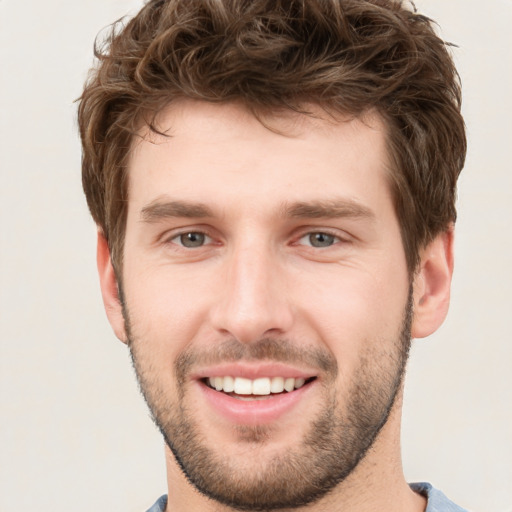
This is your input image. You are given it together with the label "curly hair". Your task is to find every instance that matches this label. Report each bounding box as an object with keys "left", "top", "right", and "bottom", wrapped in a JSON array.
[{"left": 78, "top": 0, "right": 466, "bottom": 273}]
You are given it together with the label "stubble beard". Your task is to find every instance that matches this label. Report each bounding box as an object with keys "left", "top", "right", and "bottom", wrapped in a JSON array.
[{"left": 125, "top": 292, "right": 413, "bottom": 511}]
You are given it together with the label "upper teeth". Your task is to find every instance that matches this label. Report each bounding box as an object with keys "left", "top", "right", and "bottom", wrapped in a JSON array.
[{"left": 207, "top": 376, "right": 307, "bottom": 395}]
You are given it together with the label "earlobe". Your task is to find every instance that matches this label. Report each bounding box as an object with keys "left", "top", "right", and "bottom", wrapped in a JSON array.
[
  {"left": 97, "top": 231, "right": 128, "bottom": 343},
  {"left": 411, "top": 228, "right": 454, "bottom": 339}
]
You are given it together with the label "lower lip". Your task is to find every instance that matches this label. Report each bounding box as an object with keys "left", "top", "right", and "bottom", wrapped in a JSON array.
[{"left": 197, "top": 380, "right": 315, "bottom": 425}]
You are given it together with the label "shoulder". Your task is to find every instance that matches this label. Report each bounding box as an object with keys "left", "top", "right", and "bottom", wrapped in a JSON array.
[
  {"left": 145, "top": 494, "right": 168, "bottom": 512},
  {"left": 410, "top": 482, "right": 470, "bottom": 512}
]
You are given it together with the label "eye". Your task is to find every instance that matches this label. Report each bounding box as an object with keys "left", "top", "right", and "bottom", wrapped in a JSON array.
[
  {"left": 298, "top": 232, "right": 339, "bottom": 248},
  {"left": 171, "top": 232, "right": 212, "bottom": 248}
]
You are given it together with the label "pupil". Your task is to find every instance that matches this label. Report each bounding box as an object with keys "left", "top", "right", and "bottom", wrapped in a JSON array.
[
  {"left": 310, "top": 233, "right": 334, "bottom": 247},
  {"left": 181, "top": 232, "right": 204, "bottom": 247}
]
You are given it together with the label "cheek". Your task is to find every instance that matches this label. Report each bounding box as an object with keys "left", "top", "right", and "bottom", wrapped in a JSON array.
[
  {"left": 122, "top": 263, "right": 214, "bottom": 357},
  {"left": 293, "top": 263, "right": 409, "bottom": 365},
  {"left": 297, "top": 260, "right": 408, "bottom": 318},
  {"left": 123, "top": 275, "right": 209, "bottom": 403}
]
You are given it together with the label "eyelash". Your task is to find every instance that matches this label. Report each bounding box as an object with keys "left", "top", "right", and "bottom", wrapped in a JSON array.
[
  {"left": 166, "top": 230, "right": 214, "bottom": 248},
  {"left": 294, "top": 229, "right": 351, "bottom": 249},
  {"left": 162, "top": 228, "right": 349, "bottom": 251}
]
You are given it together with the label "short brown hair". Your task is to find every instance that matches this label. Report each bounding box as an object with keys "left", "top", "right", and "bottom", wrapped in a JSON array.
[{"left": 78, "top": 0, "right": 466, "bottom": 272}]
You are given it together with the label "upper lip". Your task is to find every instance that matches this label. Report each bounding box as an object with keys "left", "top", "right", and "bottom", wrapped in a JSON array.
[{"left": 191, "top": 362, "right": 317, "bottom": 381}]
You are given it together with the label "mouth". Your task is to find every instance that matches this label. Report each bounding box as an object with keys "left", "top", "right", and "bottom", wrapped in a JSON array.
[
  {"left": 193, "top": 363, "right": 319, "bottom": 424},
  {"left": 202, "top": 375, "right": 317, "bottom": 400}
]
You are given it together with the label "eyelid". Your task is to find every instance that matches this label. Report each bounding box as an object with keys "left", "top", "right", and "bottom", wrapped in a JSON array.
[
  {"left": 171, "top": 232, "right": 213, "bottom": 247},
  {"left": 298, "top": 233, "right": 338, "bottom": 248},
  {"left": 292, "top": 227, "right": 351, "bottom": 246},
  {"left": 159, "top": 225, "right": 217, "bottom": 246},
  {"left": 156, "top": 225, "right": 352, "bottom": 249}
]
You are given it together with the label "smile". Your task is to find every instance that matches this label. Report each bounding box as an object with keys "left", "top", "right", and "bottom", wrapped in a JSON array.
[
  {"left": 193, "top": 363, "right": 319, "bottom": 423},
  {"left": 198, "top": 375, "right": 317, "bottom": 424},
  {"left": 205, "top": 376, "right": 313, "bottom": 398}
]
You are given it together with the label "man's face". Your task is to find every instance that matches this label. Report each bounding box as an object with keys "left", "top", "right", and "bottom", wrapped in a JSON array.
[{"left": 120, "top": 101, "right": 412, "bottom": 509}]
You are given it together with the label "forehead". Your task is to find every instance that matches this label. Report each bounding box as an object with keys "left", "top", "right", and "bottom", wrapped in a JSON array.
[
  {"left": 127, "top": 100, "right": 392, "bottom": 217},
  {"left": 136, "top": 100, "right": 386, "bottom": 150}
]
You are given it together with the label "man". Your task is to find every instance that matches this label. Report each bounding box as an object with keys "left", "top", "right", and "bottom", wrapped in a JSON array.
[{"left": 78, "top": 0, "right": 467, "bottom": 511}]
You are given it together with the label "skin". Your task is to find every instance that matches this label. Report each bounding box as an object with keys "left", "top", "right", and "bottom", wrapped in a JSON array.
[{"left": 97, "top": 100, "right": 453, "bottom": 512}]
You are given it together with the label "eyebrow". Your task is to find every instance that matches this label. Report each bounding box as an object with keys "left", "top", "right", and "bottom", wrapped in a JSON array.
[
  {"left": 141, "top": 199, "right": 214, "bottom": 222},
  {"left": 140, "top": 197, "right": 375, "bottom": 223},
  {"left": 283, "top": 199, "right": 375, "bottom": 221}
]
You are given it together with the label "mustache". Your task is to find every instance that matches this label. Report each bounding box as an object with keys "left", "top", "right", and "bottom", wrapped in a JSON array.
[{"left": 175, "top": 337, "right": 338, "bottom": 384}]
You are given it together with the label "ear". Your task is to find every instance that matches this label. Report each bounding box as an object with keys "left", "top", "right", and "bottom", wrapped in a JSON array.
[
  {"left": 96, "top": 231, "right": 128, "bottom": 343},
  {"left": 411, "top": 227, "right": 454, "bottom": 339}
]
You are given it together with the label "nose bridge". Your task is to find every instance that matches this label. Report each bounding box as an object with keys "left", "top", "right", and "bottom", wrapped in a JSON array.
[{"left": 211, "top": 235, "right": 292, "bottom": 343}]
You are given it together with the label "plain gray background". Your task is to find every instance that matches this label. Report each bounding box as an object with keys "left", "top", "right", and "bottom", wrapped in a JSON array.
[{"left": 1, "top": 1, "right": 511, "bottom": 510}]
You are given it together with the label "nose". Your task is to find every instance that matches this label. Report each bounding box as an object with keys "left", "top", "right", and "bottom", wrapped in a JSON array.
[{"left": 210, "top": 241, "right": 294, "bottom": 344}]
